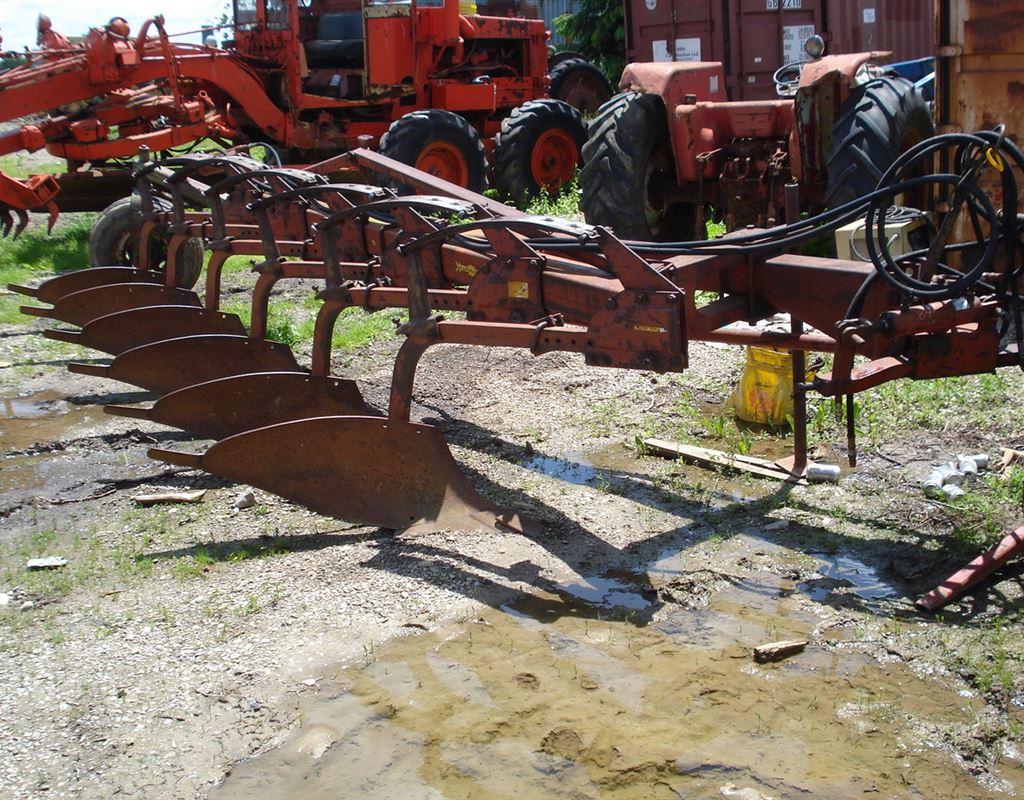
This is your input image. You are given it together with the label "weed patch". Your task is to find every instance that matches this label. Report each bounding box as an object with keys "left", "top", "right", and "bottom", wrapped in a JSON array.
[{"left": 0, "top": 218, "right": 93, "bottom": 323}]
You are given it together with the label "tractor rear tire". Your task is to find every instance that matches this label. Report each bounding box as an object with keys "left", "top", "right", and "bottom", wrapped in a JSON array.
[
  {"left": 492, "top": 100, "right": 586, "bottom": 207},
  {"left": 548, "top": 57, "right": 613, "bottom": 116},
  {"left": 89, "top": 197, "right": 204, "bottom": 289},
  {"left": 378, "top": 109, "right": 487, "bottom": 193},
  {"left": 826, "top": 75, "right": 934, "bottom": 208},
  {"left": 580, "top": 92, "right": 696, "bottom": 241}
]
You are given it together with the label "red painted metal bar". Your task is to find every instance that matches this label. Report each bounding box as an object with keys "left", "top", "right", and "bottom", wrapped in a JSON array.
[{"left": 916, "top": 525, "right": 1024, "bottom": 612}]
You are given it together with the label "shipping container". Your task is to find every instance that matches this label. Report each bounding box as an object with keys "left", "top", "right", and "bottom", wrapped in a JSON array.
[{"left": 625, "top": 0, "right": 934, "bottom": 101}]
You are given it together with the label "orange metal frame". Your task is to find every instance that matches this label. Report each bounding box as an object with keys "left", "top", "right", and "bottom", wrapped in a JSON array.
[{"left": 0, "top": 0, "right": 551, "bottom": 215}]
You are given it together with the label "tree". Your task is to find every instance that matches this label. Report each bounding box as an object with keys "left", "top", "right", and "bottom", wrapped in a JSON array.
[
  {"left": 0, "top": 54, "right": 26, "bottom": 74},
  {"left": 553, "top": 0, "right": 625, "bottom": 85}
]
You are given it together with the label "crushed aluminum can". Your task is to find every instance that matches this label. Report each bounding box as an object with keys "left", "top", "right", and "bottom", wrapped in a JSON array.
[
  {"left": 957, "top": 457, "right": 979, "bottom": 480},
  {"left": 934, "top": 464, "right": 963, "bottom": 486},
  {"left": 942, "top": 484, "right": 966, "bottom": 500},
  {"left": 806, "top": 462, "right": 841, "bottom": 482},
  {"left": 923, "top": 476, "right": 944, "bottom": 498},
  {"left": 960, "top": 453, "right": 990, "bottom": 471}
]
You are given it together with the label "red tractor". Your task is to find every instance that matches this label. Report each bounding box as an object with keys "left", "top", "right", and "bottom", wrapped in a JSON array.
[
  {"left": 579, "top": 41, "right": 934, "bottom": 240},
  {"left": 0, "top": 0, "right": 610, "bottom": 256}
]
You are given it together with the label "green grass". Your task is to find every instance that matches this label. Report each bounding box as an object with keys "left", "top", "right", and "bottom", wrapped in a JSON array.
[
  {"left": 860, "top": 372, "right": 1013, "bottom": 443},
  {"left": 953, "top": 619, "right": 1022, "bottom": 696},
  {"left": 0, "top": 217, "right": 94, "bottom": 323},
  {"left": 948, "top": 467, "right": 1024, "bottom": 551},
  {"left": 222, "top": 301, "right": 300, "bottom": 347},
  {"left": 157, "top": 537, "right": 292, "bottom": 580},
  {"left": 217, "top": 254, "right": 255, "bottom": 275},
  {"left": 0, "top": 152, "right": 63, "bottom": 179},
  {"left": 0, "top": 522, "right": 155, "bottom": 609},
  {"left": 297, "top": 303, "right": 408, "bottom": 351}
]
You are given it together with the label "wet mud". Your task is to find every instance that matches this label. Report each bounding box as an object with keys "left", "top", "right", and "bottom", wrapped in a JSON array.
[
  {"left": 0, "top": 388, "right": 183, "bottom": 526},
  {"left": 215, "top": 540, "right": 1022, "bottom": 800}
]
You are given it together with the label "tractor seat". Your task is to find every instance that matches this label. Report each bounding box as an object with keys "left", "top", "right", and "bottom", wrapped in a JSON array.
[{"left": 304, "top": 11, "right": 365, "bottom": 69}]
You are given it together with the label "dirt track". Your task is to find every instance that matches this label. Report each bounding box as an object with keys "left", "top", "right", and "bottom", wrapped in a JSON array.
[{"left": 3, "top": 270, "right": 1024, "bottom": 798}]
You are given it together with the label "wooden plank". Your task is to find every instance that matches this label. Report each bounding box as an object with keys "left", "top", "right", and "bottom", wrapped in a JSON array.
[
  {"left": 642, "top": 438, "right": 808, "bottom": 485},
  {"left": 753, "top": 639, "right": 808, "bottom": 663}
]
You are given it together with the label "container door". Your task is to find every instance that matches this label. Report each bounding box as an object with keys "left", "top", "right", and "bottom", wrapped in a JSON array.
[
  {"left": 730, "top": 0, "right": 823, "bottom": 100},
  {"left": 627, "top": 0, "right": 717, "bottom": 68}
]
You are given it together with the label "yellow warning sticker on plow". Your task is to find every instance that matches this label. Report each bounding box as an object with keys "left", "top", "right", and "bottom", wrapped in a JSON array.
[
  {"left": 507, "top": 281, "right": 530, "bottom": 299},
  {"left": 634, "top": 325, "right": 668, "bottom": 334},
  {"left": 455, "top": 261, "right": 478, "bottom": 278}
]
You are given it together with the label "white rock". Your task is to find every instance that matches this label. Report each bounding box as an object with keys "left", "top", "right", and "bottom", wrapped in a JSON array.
[
  {"left": 0, "top": 592, "right": 10, "bottom": 607},
  {"left": 720, "top": 784, "right": 773, "bottom": 800},
  {"left": 233, "top": 491, "right": 256, "bottom": 510}
]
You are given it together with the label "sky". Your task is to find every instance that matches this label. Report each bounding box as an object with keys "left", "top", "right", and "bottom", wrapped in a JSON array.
[{"left": 0, "top": 1, "right": 230, "bottom": 51}]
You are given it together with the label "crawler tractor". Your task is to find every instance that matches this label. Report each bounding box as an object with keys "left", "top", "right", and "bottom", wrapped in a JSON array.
[
  {"left": 580, "top": 45, "right": 935, "bottom": 240},
  {"left": 0, "top": 0, "right": 608, "bottom": 262}
]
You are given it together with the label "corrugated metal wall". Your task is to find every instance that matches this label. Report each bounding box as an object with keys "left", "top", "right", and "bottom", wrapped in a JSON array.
[{"left": 825, "top": 0, "right": 934, "bottom": 62}]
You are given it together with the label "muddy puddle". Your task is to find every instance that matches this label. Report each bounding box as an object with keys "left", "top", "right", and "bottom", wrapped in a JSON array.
[
  {"left": 0, "top": 391, "right": 95, "bottom": 452},
  {"left": 522, "top": 444, "right": 774, "bottom": 509},
  {"left": 522, "top": 444, "right": 642, "bottom": 487},
  {"left": 214, "top": 546, "right": 1020, "bottom": 799},
  {"left": 802, "top": 552, "right": 897, "bottom": 601},
  {"left": 0, "top": 389, "right": 161, "bottom": 506},
  {"left": 0, "top": 391, "right": 98, "bottom": 491}
]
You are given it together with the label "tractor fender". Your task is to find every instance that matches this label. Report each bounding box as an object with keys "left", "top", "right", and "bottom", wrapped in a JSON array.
[
  {"left": 798, "top": 51, "right": 893, "bottom": 89},
  {"left": 618, "top": 62, "right": 729, "bottom": 185},
  {"left": 792, "top": 51, "right": 892, "bottom": 186},
  {"left": 618, "top": 61, "right": 728, "bottom": 107},
  {"left": 619, "top": 62, "right": 796, "bottom": 186}
]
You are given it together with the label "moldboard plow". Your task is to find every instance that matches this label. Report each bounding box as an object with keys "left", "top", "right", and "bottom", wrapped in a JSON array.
[{"left": 9, "top": 134, "right": 1024, "bottom": 539}]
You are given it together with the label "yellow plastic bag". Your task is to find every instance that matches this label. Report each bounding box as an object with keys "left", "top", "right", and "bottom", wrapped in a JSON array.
[{"left": 729, "top": 346, "right": 797, "bottom": 426}]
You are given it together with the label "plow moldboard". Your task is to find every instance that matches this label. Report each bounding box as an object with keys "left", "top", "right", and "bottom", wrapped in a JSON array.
[
  {"left": 152, "top": 416, "right": 523, "bottom": 533},
  {"left": 8, "top": 267, "right": 163, "bottom": 304},
  {"left": 31, "top": 283, "right": 202, "bottom": 327},
  {"left": 63, "top": 306, "right": 248, "bottom": 355},
  {"left": 83, "top": 334, "right": 302, "bottom": 394},
  {"left": 108, "top": 371, "right": 369, "bottom": 440}
]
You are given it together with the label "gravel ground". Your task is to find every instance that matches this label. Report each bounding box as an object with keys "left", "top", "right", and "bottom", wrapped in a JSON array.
[{"left": 3, "top": 267, "right": 1024, "bottom": 798}]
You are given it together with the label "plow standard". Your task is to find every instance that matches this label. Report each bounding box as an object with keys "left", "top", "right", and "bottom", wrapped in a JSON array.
[{"left": 8, "top": 131, "right": 1023, "bottom": 540}]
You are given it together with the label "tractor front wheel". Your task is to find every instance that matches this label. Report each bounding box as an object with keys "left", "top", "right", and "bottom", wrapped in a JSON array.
[
  {"left": 548, "top": 57, "right": 614, "bottom": 116},
  {"left": 89, "top": 197, "right": 204, "bottom": 289},
  {"left": 378, "top": 109, "right": 487, "bottom": 193},
  {"left": 580, "top": 92, "right": 696, "bottom": 241},
  {"left": 492, "top": 100, "right": 586, "bottom": 206},
  {"left": 826, "top": 75, "right": 935, "bottom": 208}
]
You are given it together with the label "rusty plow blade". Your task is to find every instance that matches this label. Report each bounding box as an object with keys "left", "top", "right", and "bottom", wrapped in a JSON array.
[
  {"left": 150, "top": 416, "right": 529, "bottom": 534},
  {"left": 105, "top": 371, "right": 368, "bottom": 440},
  {"left": 45, "top": 306, "right": 247, "bottom": 356},
  {"left": 20, "top": 283, "right": 201, "bottom": 328},
  {"left": 7, "top": 267, "right": 162, "bottom": 304},
  {"left": 68, "top": 334, "right": 301, "bottom": 395}
]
